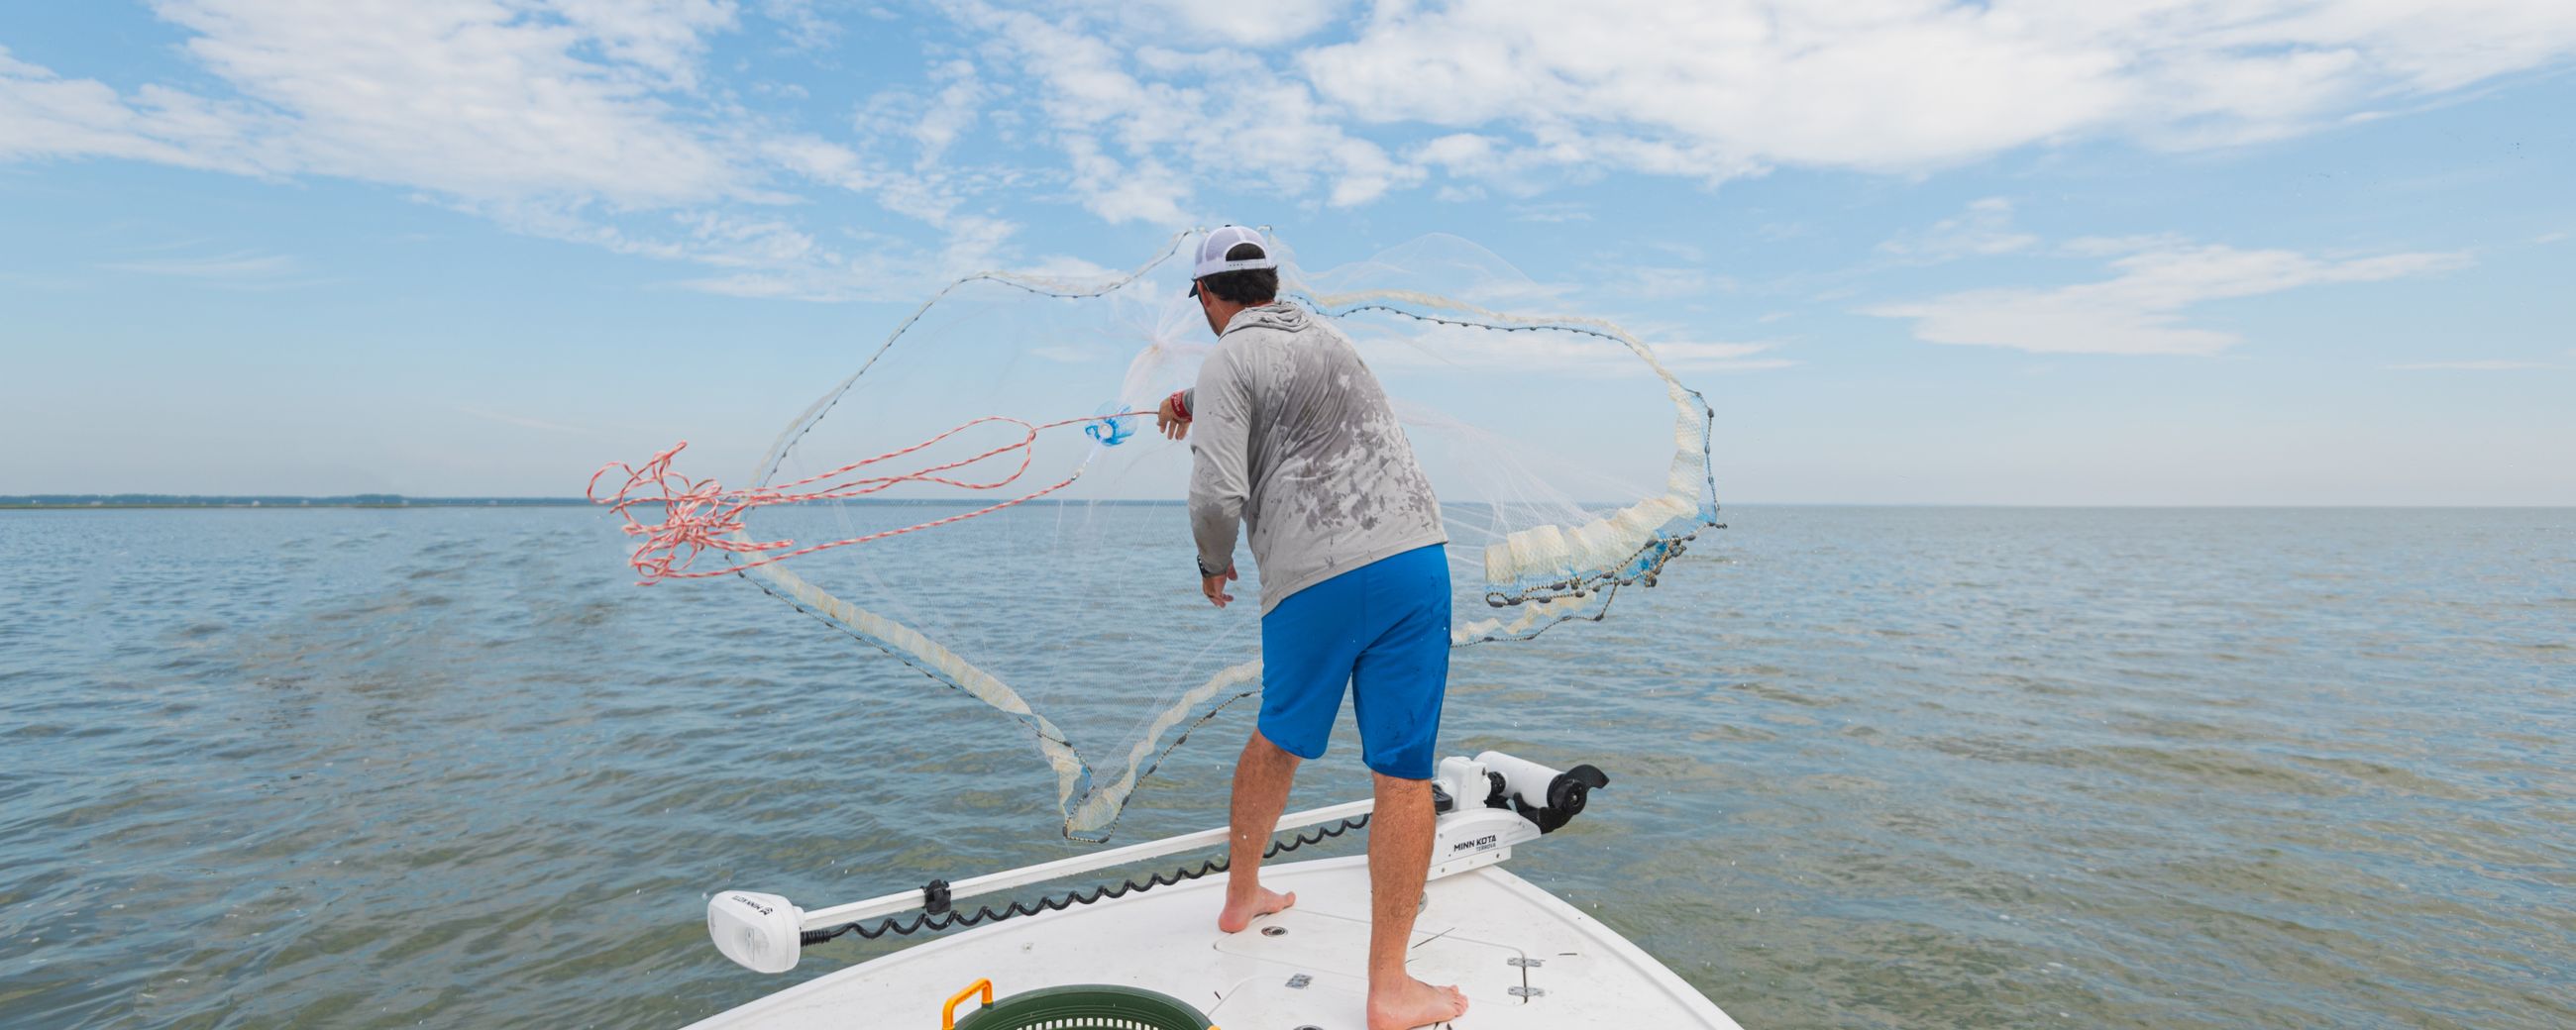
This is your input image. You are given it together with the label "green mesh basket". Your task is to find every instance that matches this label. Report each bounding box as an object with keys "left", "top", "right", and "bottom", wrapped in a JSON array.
[{"left": 946, "top": 982, "right": 1214, "bottom": 1030}]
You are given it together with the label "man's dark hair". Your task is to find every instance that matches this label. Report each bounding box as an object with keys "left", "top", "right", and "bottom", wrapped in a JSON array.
[{"left": 1198, "top": 242, "right": 1278, "bottom": 305}]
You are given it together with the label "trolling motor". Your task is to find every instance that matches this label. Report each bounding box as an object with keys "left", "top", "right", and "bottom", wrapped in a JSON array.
[
  {"left": 704, "top": 752, "right": 1612, "bottom": 973},
  {"left": 1425, "top": 751, "right": 1611, "bottom": 878},
  {"left": 1434, "top": 751, "right": 1610, "bottom": 831}
]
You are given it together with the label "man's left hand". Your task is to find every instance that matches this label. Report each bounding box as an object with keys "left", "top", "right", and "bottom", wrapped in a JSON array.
[{"left": 1201, "top": 566, "right": 1238, "bottom": 608}]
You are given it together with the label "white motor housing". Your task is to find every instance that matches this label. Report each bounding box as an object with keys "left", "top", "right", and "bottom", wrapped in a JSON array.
[
  {"left": 1475, "top": 751, "right": 1610, "bottom": 832},
  {"left": 1428, "top": 803, "right": 1537, "bottom": 879},
  {"left": 707, "top": 890, "right": 804, "bottom": 974},
  {"left": 1433, "top": 755, "right": 1495, "bottom": 814}
]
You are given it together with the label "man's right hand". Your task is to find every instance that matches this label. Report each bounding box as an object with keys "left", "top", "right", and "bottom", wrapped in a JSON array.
[{"left": 1157, "top": 394, "right": 1192, "bottom": 440}]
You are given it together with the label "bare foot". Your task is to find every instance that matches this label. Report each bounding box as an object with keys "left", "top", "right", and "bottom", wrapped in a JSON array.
[
  {"left": 1367, "top": 976, "right": 1468, "bottom": 1030},
  {"left": 1215, "top": 886, "right": 1295, "bottom": 933}
]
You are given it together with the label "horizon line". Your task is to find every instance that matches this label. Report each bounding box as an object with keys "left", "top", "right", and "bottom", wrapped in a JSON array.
[{"left": 3, "top": 494, "right": 2570, "bottom": 511}]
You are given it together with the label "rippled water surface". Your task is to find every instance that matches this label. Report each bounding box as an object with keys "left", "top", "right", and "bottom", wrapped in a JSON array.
[{"left": 2, "top": 506, "right": 2569, "bottom": 1029}]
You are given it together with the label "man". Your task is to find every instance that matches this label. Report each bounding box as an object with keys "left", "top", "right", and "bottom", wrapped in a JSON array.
[{"left": 1157, "top": 226, "right": 1467, "bottom": 1030}]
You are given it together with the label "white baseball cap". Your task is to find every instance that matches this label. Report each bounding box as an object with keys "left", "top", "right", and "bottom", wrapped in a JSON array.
[{"left": 1189, "top": 225, "right": 1276, "bottom": 294}]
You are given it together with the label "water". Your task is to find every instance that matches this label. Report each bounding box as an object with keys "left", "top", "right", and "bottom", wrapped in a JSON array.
[{"left": 1, "top": 506, "right": 2568, "bottom": 1029}]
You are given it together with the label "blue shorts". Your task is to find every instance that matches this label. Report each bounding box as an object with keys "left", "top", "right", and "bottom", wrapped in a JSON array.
[{"left": 1258, "top": 544, "right": 1450, "bottom": 780}]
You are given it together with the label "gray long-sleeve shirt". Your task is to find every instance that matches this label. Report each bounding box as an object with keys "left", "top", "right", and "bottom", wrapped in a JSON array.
[{"left": 1188, "top": 301, "right": 1447, "bottom": 614}]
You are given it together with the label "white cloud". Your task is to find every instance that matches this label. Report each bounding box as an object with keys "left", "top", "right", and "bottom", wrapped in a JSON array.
[
  {"left": 1692, "top": 357, "right": 1797, "bottom": 373},
  {"left": 2386, "top": 360, "right": 2556, "bottom": 370},
  {"left": 1069, "top": 145, "right": 1194, "bottom": 225},
  {"left": 755, "top": 0, "right": 840, "bottom": 50},
  {"left": 1353, "top": 320, "right": 1783, "bottom": 375},
  {"left": 855, "top": 58, "right": 995, "bottom": 174},
  {"left": 1015, "top": 255, "right": 1122, "bottom": 282},
  {"left": 1508, "top": 202, "right": 1591, "bottom": 223},
  {"left": 961, "top": 7, "right": 1194, "bottom": 222},
  {"left": 1094, "top": 0, "right": 1352, "bottom": 47},
  {"left": 891, "top": 1, "right": 2576, "bottom": 220},
  {"left": 972, "top": 4, "right": 1428, "bottom": 221},
  {"left": 9, "top": 0, "right": 2573, "bottom": 292},
  {"left": 1881, "top": 198, "right": 2040, "bottom": 259},
  {"left": 0, "top": 46, "right": 269, "bottom": 173},
  {"left": 1649, "top": 341, "right": 1789, "bottom": 372},
  {"left": 1597, "top": 265, "right": 1732, "bottom": 301},
  {"left": 93, "top": 247, "right": 333, "bottom": 289},
  {"left": 0, "top": 2, "right": 1080, "bottom": 301},
  {"left": 543, "top": 0, "right": 739, "bottom": 90},
  {"left": 457, "top": 404, "right": 593, "bottom": 433},
  {"left": 1302, "top": 3, "right": 2115, "bottom": 171},
  {"left": 912, "top": 60, "right": 991, "bottom": 167},
  {"left": 2062, "top": 233, "right": 2194, "bottom": 257},
  {"left": 1870, "top": 243, "right": 2471, "bottom": 356},
  {"left": 1296, "top": 0, "right": 2576, "bottom": 181},
  {"left": 98, "top": 250, "right": 298, "bottom": 278},
  {"left": 151, "top": 0, "right": 749, "bottom": 207}
]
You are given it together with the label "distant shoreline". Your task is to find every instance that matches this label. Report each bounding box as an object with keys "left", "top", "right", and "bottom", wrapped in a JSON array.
[
  {"left": 2, "top": 496, "right": 2564, "bottom": 511},
  {"left": 0, "top": 495, "right": 1192, "bottom": 509},
  {"left": 0, "top": 496, "right": 590, "bottom": 509}
]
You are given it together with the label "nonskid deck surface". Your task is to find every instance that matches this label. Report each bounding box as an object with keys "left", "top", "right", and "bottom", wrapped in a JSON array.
[{"left": 685, "top": 855, "right": 1741, "bottom": 1029}]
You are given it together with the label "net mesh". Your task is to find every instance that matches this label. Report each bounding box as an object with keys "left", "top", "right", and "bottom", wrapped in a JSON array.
[{"left": 598, "top": 230, "right": 1719, "bottom": 841}]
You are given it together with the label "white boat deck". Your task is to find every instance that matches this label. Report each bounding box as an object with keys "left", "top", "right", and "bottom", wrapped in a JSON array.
[{"left": 685, "top": 853, "right": 1741, "bottom": 1030}]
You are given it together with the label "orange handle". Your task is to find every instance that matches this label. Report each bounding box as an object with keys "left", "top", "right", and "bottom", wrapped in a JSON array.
[{"left": 940, "top": 978, "right": 993, "bottom": 1030}]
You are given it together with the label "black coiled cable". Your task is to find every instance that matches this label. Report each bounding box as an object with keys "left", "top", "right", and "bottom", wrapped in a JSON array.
[{"left": 801, "top": 814, "right": 1370, "bottom": 945}]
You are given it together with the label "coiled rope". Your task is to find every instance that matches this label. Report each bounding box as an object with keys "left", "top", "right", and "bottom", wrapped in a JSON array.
[{"left": 590, "top": 410, "right": 1146, "bottom": 584}]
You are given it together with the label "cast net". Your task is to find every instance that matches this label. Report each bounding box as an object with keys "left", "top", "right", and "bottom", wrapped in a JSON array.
[{"left": 592, "top": 230, "right": 1720, "bottom": 841}]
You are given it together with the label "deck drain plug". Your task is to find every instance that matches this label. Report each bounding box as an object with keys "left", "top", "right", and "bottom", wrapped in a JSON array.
[{"left": 1260, "top": 925, "right": 1288, "bottom": 937}]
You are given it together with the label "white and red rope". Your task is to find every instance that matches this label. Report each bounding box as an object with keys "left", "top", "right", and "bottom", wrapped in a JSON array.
[{"left": 590, "top": 411, "right": 1144, "bottom": 584}]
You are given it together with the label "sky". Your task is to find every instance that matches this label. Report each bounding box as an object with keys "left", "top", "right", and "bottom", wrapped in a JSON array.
[{"left": 1, "top": 0, "right": 2571, "bottom": 505}]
